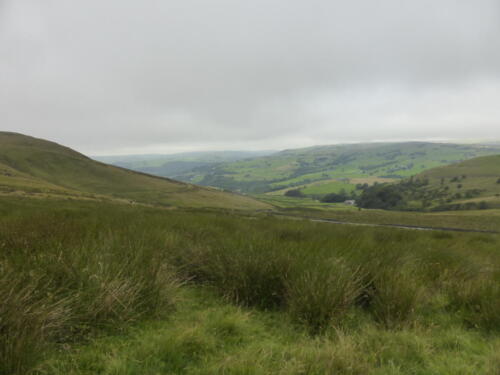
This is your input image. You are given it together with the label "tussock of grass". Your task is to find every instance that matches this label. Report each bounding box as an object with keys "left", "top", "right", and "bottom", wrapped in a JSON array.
[
  {"left": 0, "top": 204, "right": 179, "bottom": 375},
  {"left": 449, "top": 276, "right": 500, "bottom": 331},
  {"left": 0, "top": 270, "right": 72, "bottom": 374},
  {"left": 286, "top": 258, "right": 363, "bottom": 332},
  {"left": 178, "top": 241, "right": 292, "bottom": 309},
  {"left": 368, "top": 262, "right": 426, "bottom": 328},
  {"left": 1, "top": 197, "right": 500, "bottom": 373}
]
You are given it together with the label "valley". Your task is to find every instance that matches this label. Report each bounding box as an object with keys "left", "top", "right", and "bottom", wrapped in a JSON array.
[
  {"left": 101, "top": 142, "right": 500, "bottom": 196},
  {"left": 1, "top": 133, "right": 499, "bottom": 375}
]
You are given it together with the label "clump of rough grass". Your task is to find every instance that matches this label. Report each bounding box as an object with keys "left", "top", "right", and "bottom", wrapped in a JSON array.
[
  {"left": 368, "top": 265, "right": 425, "bottom": 328},
  {"left": 448, "top": 274, "right": 500, "bottom": 331},
  {"left": 342, "top": 242, "right": 428, "bottom": 328},
  {"left": 0, "top": 214, "right": 179, "bottom": 375},
  {"left": 486, "top": 342, "right": 500, "bottom": 375},
  {"left": 286, "top": 258, "right": 364, "bottom": 332},
  {"left": 0, "top": 269, "right": 72, "bottom": 375},
  {"left": 179, "top": 240, "right": 292, "bottom": 309}
]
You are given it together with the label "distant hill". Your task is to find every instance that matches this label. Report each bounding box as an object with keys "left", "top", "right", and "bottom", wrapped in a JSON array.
[
  {"left": 128, "top": 142, "right": 500, "bottom": 194},
  {"left": 0, "top": 132, "right": 271, "bottom": 210},
  {"left": 94, "top": 150, "right": 276, "bottom": 180},
  {"left": 357, "top": 154, "right": 500, "bottom": 210}
]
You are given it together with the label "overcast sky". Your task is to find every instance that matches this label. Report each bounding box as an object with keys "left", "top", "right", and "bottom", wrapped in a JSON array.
[{"left": 1, "top": 0, "right": 499, "bottom": 155}]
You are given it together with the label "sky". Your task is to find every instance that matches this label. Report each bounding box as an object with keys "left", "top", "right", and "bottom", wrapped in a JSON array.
[{"left": 1, "top": 0, "right": 500, "bottom": 155}]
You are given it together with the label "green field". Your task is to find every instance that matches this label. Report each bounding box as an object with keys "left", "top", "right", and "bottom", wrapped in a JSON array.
[
  {"left": 266, "top": 178, "right": 357, "bottom": 196},
  {"left": 110, "top": 142, "right": 500, "bottom": 195}
]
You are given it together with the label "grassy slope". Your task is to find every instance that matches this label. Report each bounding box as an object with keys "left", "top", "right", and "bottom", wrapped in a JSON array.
[
  {"left": 0, "top": 132, "right": 270, "bottom": 210},
  {"left": 417, "top": 154, "right": 500, "bottom": 207},
  {"left": 174, "top": 142, "right": 500, "bottom": 193},
  {"left": 352, "top": 154, "right": 500, "bottom": 211}
]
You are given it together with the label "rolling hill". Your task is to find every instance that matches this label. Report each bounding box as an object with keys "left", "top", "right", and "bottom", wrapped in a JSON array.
[
  {"left": 417, "top": 154, "right": 500, "bottom": 209},
  {"left": 104, "top": 142, "right": 500, "bottom": 195},
  {"left": 0, "top": 132, "right": 271, "bottom": 210},
  {"left": 357, "top": 154, "right": 500, "bottom": 210},
  {"left": 94, "top": 150, "right": 275, "bottom": 178}
]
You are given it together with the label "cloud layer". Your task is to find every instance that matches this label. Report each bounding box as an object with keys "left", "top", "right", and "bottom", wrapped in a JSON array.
[{"left": 1, "top": 0, "right": 499, "bottom": 154}]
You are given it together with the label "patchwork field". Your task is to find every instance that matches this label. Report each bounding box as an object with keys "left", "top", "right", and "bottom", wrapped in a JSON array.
[{"left": 105, "top": 142, "right": 500, "bottom": 195}]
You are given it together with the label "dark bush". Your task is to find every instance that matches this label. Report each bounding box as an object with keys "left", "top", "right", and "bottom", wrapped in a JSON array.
[{"left": 285, "top": 189, "right": 305, "bottom": 198}]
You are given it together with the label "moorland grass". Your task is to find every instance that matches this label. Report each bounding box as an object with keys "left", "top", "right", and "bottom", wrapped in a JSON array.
[
  {"left": 35, "top": 288, "right": 500, "bottom": 375},
  {"left": 1, "top": 197, "right": 499, "bottom": 374}
]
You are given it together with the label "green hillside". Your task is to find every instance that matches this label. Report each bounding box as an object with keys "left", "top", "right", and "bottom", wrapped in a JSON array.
[
  {"left": 418, "top": 154, "right": 500, "bottom": 209},
  {"left": 358, "top": 154, "right": 500, "bottom": 211},
  {"left": 136, "top": 142, "right": 500, "bottom": 194},
  {"left": 95, "top": 150, "right": 275, "bottom": 179},
  {"left": 0, "top": 132, "right": 271, "bottom": 210}
]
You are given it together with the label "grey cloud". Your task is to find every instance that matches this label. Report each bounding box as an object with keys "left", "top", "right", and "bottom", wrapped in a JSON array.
[{"left": 1, "top": 0, "right": 499, "bottom": 154}]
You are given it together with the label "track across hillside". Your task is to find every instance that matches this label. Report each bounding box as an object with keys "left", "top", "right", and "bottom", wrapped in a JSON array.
[{"left": 276, "top": 213, "right": 499, "bottom": 234}]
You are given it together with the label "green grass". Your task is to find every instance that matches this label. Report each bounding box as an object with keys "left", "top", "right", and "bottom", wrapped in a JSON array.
[
  {"left": 265, "top": 178, "right": 357, "bottom": 197},
  {"left": 35, "top": 288, "right": 500, "bottom": 375},
  {"left": 0, "top": 132, "right": 271, "bottom": 210},
  {"left": 2, "top": 196, "right": 500, "bottom": 374}
]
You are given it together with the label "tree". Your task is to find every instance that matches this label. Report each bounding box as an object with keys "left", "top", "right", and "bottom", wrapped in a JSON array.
[
  {"left": 357, "top": 184, "right": 404, "bottom": 209},
  {"left": 284, "top": 189, "right": 304, "bottom": 198},
  {"left": 321, "top": 192, "right": 348, "bottom": 203},
  {"left": 478, "top": 201, "right": 489, "bottom": 210}
]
